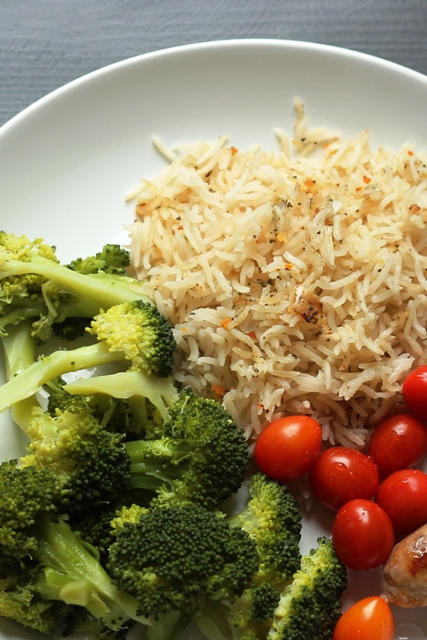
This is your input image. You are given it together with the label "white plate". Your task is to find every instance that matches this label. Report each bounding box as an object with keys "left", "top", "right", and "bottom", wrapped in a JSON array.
[{"left": 1, "top": 39, "right": 427, "bottom": 640}]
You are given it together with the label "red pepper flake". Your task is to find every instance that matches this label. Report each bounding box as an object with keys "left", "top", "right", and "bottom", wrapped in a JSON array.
[
  {"left": 212, "top": 384, "right": 226, "bottom": 397},
  {"left": 408, "top": 150, "right": 414, "bottom": 156},
  {"left": 355, "top": 187, "right": 362, "bottom": 192},
  {"left": 230, "top": 146, "right": 239, "bottom": 155},
  {"left": 363, "top": 175, "right": 371, "bottom": 184},
  {"left": 220, "top": 317, "right": 232, "bottom": 329},
  {"left": 245, "top": 331, "right": 256, "bottom": 339}
]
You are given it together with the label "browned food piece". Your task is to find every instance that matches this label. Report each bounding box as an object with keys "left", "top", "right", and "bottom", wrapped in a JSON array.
[{"left": 382, "top": 522, "right": 427, "bottom": 607}]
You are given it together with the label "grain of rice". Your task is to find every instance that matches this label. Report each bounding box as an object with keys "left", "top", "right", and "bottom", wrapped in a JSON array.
[{"left": 127, "top": 99, "right": 427, "bottom": 446}]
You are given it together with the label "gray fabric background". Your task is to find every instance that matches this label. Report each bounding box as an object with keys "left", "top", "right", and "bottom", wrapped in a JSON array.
[{"left": 1, "top": 0, "right": 427, "bottom": 127}]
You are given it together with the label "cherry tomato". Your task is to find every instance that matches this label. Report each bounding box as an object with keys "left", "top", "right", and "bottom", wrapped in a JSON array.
[
  {"left": 254, "top": 415, "right": 322, "bottom": 482},
  {"left": 376, "top": 468, "right": 427, "bottom": 535},
  {"left": 367, "top": 413, "right": 427, "bottom": 478},
  {"left": 332, "top": 596, "right": 394, "bottom": 640},
  {"left": 308, "top": 447, "right": 379, "bottom": 510},
  {"left": 402, "top": 364, "right": 427, "bottom": 420},
  {"left": 332, "top": 499, "right": 394, "bottom": 570}
]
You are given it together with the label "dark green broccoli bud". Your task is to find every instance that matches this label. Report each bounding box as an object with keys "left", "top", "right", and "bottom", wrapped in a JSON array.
[
  {"left": 248, "top": 581, "right": 281, "bottom": 625},
  {"left": 268, "top": 536, "right": 348, "bottom": 640},
  {"left": 74, "top": 503, "right": 121, "bottom": 566},
  {"left": 51, "top": 315, "right": 92, "bottom": 341},
  {"left": 20, "top": 402, "right": 131, "bottom": 517},
  {"left": 107, "top": 503, "right": 259, "bottom": 621},
  {"left": 228, "top": 473, "right": 302, "bottom": 587},
  {"left": 124, "top": 388, "right": 249, "bottom": 509},
  {"left": 0, "top": 460, "right": 64, "bottom": 557},
  {"left": 67, "top": 244, "right": 131, "bottom": 276},
  {"left": 0, "top": 300, "right": 177, "bottom": 412}
]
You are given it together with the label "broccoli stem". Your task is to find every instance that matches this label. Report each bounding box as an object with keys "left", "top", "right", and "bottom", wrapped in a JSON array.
[
  {"left": 0, "top": 256, "right": 149, "bottom": 320},
  {"left": 143, "top": 611, "right": 191, "bottom": 640},
  {"left": 125, "top": 439, "right": 191, "bottom": 491},
  {"left": 1, "top": 321, "right": 39, "bottom": 429},
  {"left": 0, "top": 342, "right": 124, "bottom": 415},
  {"left": 32, "top": 518, "right": 149, "bottom": 631},
  {"left": 64, "top": 370, "right": 179, "bottom": 423}
]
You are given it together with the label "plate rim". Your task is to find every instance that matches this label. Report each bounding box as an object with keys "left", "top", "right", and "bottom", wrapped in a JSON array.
[{"left": 1, "top": 37, "right": 427, "bottom": 136}]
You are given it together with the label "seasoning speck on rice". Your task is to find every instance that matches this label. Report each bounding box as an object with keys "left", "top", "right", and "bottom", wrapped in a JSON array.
[{"left": 127, "top": 99, "right": 427, "bottom": 447}]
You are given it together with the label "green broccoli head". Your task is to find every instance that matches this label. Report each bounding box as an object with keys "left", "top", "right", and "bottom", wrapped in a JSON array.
[
  {"left": 126, "top": 388, "right": 249, "bottom": 510},
  {"left": 107, "top": 503, "right": 258, "bottom": 620},
  {"left": 20, "top": 402, "right": 131, "bottom": 517},
  {"left": 0, "top": 231, "right": 58, "bottom": 301},
  {"left": 268, "top": 537, "right": 348, "bottom": 640},
  {"left": 0, "top": 233, "right": 150, "bottom": 343},
  {"left": 0, "top": 460, "right": 63, "bottom": 557},
  {"left": 88, "top": 300, "right": 176, "bottom": 377},
  {"left": 67, "top": 244, "right": 131, "bottom": 276},
  {"left": 230, "top": 473, "right": 302, "bottom": 586},
  {"left": 0, "top": 581, "right": 72, "bottom": 634}
]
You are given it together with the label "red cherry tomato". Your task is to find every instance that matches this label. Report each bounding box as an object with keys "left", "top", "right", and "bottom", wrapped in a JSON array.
[
  {"left": 402, "top": 365, "right": 427, "bottom": 420},
  {"left": 254, "top": 415, "right": 322, "bottom": 483},
  {"left": 376, "top": 469, "right": 427, "bottom": 535},
  {"left": 367, "top": 413, "right": 427, "bottom": 478},
  {"left": 308, "top": 447, "right": 379, "bottom": 510},
  {"left": 332, "top": 499, "right": 394, "bottom": 570},
  {"left": 332, "top": 596, "right": 394, "bottom": 640}
]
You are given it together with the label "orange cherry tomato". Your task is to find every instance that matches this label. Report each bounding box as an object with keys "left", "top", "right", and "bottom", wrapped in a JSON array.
[{"left": 333, "top": 596, "right": 394, "bottom": 640}]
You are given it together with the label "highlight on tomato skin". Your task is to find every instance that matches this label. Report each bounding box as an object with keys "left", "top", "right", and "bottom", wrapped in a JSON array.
[
  {"left": 254, "top": 415, "right": 322, "bottom": 483},
  {"left": 332, "top": 596, "right": 394, "bottom": 640},
  {"left": 332, "top": 499, "right": 395, "bottom": 570},
  {"left": 308, "top": 447, "right": 379, "bottom": 510},
  {"left": 367, "top": 413, "right": 427, "bottom": 478}
]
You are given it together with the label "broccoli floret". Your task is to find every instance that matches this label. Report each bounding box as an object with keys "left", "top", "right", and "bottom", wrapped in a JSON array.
[
  {"left": 124, "top": 388, "right": 249, "bottom": 509},
  {"left": 0, "top": 460, "right": 64, "bottom": 558},
  {"left": 0, "top": 578, "right": 73, "bottom": 634},
  {"left": 19, "top": 400, "right": 131, "bottom": 517},
  {"left": 229, "top": 473, "right": 302, "bottom": 587},
  {"left": 267, "top": 537, "right": 348, "bottom": 640},
  {"left": 196, "top": 474, "right": 302, "bottom": 640},
  {"left": 0, "top": 300, "right": 177, "bottom": 412},
  {"left": 107, "top": 504, "right": 258, "bottom": 627},
  {"left": 67, "top": 244, "right": 131, "bottom": 275},
  {"left": 0, "top": 461, "right": 150, "bottom": 633},
  {"left": 63, "top": 369, "right": 179, "bottom": 431},
  {"left": 0, "top": 233, "right": 150, "bottom": 341},
  {"left": 197, "top": 581, "right": 281, "bottom": 640}
]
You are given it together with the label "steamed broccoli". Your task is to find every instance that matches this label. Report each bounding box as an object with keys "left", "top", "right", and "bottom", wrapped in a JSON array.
[
  {"left": 0, "top": 300, "right": 177, "bottom": 412},
  {"left": 195, "top": 474, "right": 303, "bottom": 640},
  {"left": 64, "top": 367, "right": 179, "bottom": 428},
  {"left": 67, "top": 244, "right": 131, "bottom": 275},
  {"left": 228, "top": 473, "right": 302, "bottom": 587},
  {"left": 0, "top": 460, "right": 149, "bottom": 633},
  {"left": 0, "top": 232, "right": 149, "bottom": 342},
  {"left": 107, "top": 503, "right": 259, "bottom": 640},
  {"left": 19, "top": 396, "right": 131, "bottom": 517},
  {"left": 124, "top": 387, "right": 249, "bottom": 509},
  {"left": 0, "top": 572, "right": 74, "bottom": 634},
  {"left": 267, "top": 537, "right": 347, "bottom": 640}
]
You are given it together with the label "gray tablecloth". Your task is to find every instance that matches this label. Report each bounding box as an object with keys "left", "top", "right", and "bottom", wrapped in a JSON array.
[{"left": 1, "top": 0, "right": 427, "bottom": 128}]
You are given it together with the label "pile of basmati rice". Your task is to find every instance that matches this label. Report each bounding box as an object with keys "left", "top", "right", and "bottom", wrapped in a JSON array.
[{"left": 127, "top": 99, "right": 427, "bottom": 447}]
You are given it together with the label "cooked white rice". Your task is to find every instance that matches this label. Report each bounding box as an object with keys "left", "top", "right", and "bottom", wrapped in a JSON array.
[{"left": 127, "top": 99, "right": 427, "bottom": 447}]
